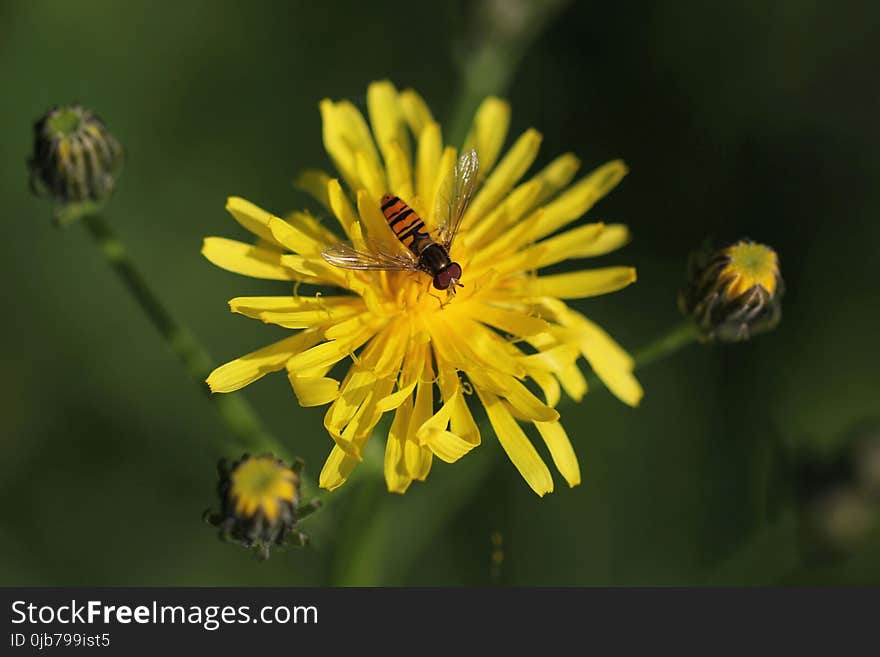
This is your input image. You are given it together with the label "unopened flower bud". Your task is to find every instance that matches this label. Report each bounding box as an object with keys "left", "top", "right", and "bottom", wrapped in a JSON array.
[
  {"left": 28, "top": 105, "right": 124, "bottom": 208},
  {"left": 204, "top": 453, "right": 319, "bottom": 559},
  {"left": 679, "top": 240, "right": 783, "bottom": 342}
]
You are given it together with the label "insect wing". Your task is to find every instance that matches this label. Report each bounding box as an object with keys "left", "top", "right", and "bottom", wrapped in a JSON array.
[
  {"left": 321, "top": 241, "right": 420, "bottom": 271},
  {"left": 435, "top": 147, "right": 479, "bottom": 249}
]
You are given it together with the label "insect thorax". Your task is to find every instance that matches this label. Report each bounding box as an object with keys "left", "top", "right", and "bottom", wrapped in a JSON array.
[{"left": 418, "top": 242, "right": 451, "bottom": 273}]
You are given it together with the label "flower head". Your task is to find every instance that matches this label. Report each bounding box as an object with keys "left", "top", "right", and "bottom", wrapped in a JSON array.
[
  {"left": 205, "top": 453, "right": 313, "bottom": 559},
  {"left": 28, "top": 104, "right": 124, "bottom": 207},
  {"left": 204, "top": 81, "right": 641, "bottom": 496},
  {"left": 680, "top": 239, "right": 783, "bottom": 342}
]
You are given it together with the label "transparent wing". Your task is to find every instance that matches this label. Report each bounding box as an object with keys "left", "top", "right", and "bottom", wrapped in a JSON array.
[
  {"left": 435, "top": 147, "right": 480, "bottom": 250},
  {"left": 321, "top": 240, "right": 420, "bottom": 271}
]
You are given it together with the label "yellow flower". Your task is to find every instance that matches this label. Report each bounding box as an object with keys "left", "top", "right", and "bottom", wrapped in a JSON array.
[{"left": 204, "top": 80, "right": 642, "bottom": 496}]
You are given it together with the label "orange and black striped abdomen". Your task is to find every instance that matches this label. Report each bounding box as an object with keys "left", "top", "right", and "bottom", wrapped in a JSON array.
[{"left": 381, "top": 195, "right": 431, "bottom": 254}]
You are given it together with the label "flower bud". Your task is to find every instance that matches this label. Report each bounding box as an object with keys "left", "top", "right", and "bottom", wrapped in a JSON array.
[
  {"left": 28, "top": 104, "right": 124, "bottom": 207},
  {"left": 204, "top": 453, "right": 319, "bottom": 559},
  {"left": 679, "top": 240, "right": 783, "bottom": 342}
]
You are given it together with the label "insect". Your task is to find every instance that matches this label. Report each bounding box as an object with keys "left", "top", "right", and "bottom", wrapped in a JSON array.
[{"left": 321, "top": 148, "right": 479, "bottom": 292}]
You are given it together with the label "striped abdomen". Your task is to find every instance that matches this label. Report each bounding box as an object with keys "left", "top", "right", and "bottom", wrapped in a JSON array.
[{"left": 380, "top": 194, "right": 432, "bottom": 255}]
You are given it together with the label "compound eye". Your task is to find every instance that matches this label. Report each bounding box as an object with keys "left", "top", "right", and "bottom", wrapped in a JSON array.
[
  {"left": 446, "top": 262, "right": 462, "bottom": 280},
  {"left": 433, "top": 269, "right": 451, "bottom": 290}
]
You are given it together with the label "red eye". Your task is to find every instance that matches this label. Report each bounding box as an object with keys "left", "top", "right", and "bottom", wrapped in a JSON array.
[
  {"left": 433, "top": 270, "right": 451, "bottom": 290},
  {"left": 433, "top": 263, "right": 462, "bottom": 290}
]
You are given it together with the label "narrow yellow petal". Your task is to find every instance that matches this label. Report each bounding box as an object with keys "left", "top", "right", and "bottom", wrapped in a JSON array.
[
  {"left": 225, "top": 196, "right": 282, "bottom": 246},
  {"left": 385, "top": 141, "right": 414, "bottom": 201},
  {"left": 376, "top": 340, "right": 426, "bottom": 412},
  {"left": 283, "top": 210, "right": 339, "bottom": 246},
  {"left": 400, "top": 88, "right": 435, "bottom": 139},
  {"left": 384, "top": 396, "right": 413, "bottom": 493},
  {"left": 530, "top": 153, "right": 582, "bottom": 208},
  {"left": 558, "top": 362, "right": 588, "bottom": 402},
  {"left": 207, "top": 331, "right": 321, "bottom": 393},
  {"left": 525, "top": 266, "right": 637, "bottom": 299},
  {"left": 293, "top": 169, "right": 332, "bottom": 211},
  {"left": 470, "top": 370, "right": 559, "bottom": 422},
  {"left": 462, "top": 129, "right": 543, "bottom": 229},
  {"left": 474, "top": 303, "right": 550, "bottom": 338},
  {"left": 367, "top": 80, "right": 412, "bottom": 166},
  {"left": 288, "top": 373, "right": 340, "bottom": 407},
  {"left": 229, "top": 295, "right": 360, "bottom": 316},
  {"left": 535, "top": 421, "right": 580, "bottom": 487},
  {"left": 319, "top": 445, "right": 359, "bottom": 491},
  {"left": 535, "top": 223, "right": 631, "bottom": 269},
  {"left": 429, "top": 146, "right": 457, "bottom": 230},
  {"left": 463, "top": 96, "right": 510, "bottom": 175},
  {"left": 226, "top": 197, "right": 321, "bottom": 256},
  {"left": 476, "top": 389, "right": 554, "bottom": 496},
  {"left": 320, "top": 100, "right": 382, "bottom": 193},
  {"left": 527, "top": 159, "right": 628, "bottom": 241},
  {"left": 287, "top": 320, "right": 377, "bottom": 372},
  {"left": 327, "top": 178, "right": 358, "bottom": 237},
  {"left": 356, "top": 151, "right": 387, "bottom": 200},
  {"left": 202, "top": 238, "right": 297, "bottom": 280},
  {"left": 415, "top": 121, "right": 442, "bottom": 208}
]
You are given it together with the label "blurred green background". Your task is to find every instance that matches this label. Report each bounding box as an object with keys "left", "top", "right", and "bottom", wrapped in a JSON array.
[{"left": 2, "top": 0, "right": 879, "bottom": 585}]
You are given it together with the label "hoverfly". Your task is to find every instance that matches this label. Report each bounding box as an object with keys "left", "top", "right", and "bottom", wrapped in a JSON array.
[{"left": 321, "top": 148, "right": 479, "bottom": 292}]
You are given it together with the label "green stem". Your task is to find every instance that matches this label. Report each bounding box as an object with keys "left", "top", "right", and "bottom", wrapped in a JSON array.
[
  {"left": 79, "top": 212, "right": 291, "bottom": 462},
  {"left": 633, "top": 321, "right": 700, "bottom": 370}
]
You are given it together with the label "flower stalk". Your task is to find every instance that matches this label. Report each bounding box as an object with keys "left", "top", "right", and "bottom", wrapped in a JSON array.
[{"left": 78, "top": 211, "right": 290, "bottom": 460}]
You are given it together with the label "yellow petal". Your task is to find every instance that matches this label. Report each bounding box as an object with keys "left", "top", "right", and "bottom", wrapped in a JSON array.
[
  {"left": 287, "top": 320, "right": 378, "bottom": 372},
  {"left": 384, "top": 396, "right": 413, "bottom": 493},
  {"left": 463, "top": 96, "right": 510, "bottom": 175},
  {"left": 225, "top": 196, "right": 282, "bottom": 246},
  {"left": 535, "top": 223, "right": 631, "bottom": 269},
  {"left": 284, "top": 210, "right": 339, "bottom": 246},
  {"left": 527, "top": 160, "right": 628, "bottom": 241},
  {"left": 320, "top": 100, "right": 382, "bottom": 193},
  {"left": 229, "top": 295, "right": 358, "bottom": 315},
  {"left": 319, "top": 445, "right": 359, "bottom": 491},
  {"left": 400, "top": 88, "right": 435, "bottom": 140},
  {"left": 476, "top": 389, "right": 553, "bottom": 496},
  {"left": 367, "top": 80, "right": 411, "bottom": 166},
  {"left": 415, "top": 121, "right": 442, "bottom": 208},
  {"left": 385, "top": 141, "right": 414, "bottom": 201},
  {"left": 376, "top": 340, "right": 426, "bottom": 412},
  {"left": 327, "top": 178, "right": 358, "bottom": 237},
  {"left": 226, "top": 197, "right": 321, "bottom": 256},
  {"left": 356, "top": 151, "right": 387, "bottom": 200},
  {"left": 474, "top": 303, "right": 550, "bottom": 338},
  {"left": 462, "top": 129, "right": 542, "bottom": 229},
  {"left": 525, "top": 267, "right": 637, "bottom": 299},
  {"left": 535, "top": 421, "right": 580, "bottom": 487},
  {"left": 202, "top": 238, "right": 297, "bottom": 280},
  {"left": 576, "top": 322, "right": 643, "bottom": 407},
  {"left": 207, "top": 331, "right": 321, "bottom": 393},
  {"left": 288, "top": 373, "right": 340, "bottom": 407},
  {"left": 530, "top": 153, "right": 582, "bottom": 208},
  {"left": 471, "top": 370, "right": 559, "bottom": 422},
  {"left": 558, "top": 362, "right": 588, "bottom": 402},
  {"left": 293, "top": 169, "right": 332, "bottom": 211}
]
